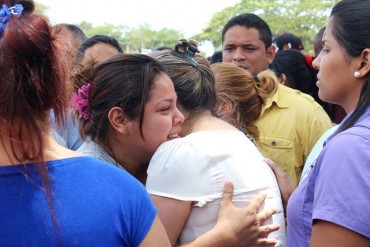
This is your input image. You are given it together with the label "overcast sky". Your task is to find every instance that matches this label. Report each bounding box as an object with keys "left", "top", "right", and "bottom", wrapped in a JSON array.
[{"left": 37, "top": 0, "right": 240, "bottom": 37}]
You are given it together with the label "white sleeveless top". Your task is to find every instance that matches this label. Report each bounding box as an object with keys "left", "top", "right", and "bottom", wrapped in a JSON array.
[{"left": 146, "top": 131, "right": 286, "bottom": 246}]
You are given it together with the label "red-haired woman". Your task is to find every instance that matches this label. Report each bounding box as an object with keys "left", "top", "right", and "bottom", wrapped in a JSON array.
[{"left": 0, "top": 1, "right": 169, "bottom": 245}]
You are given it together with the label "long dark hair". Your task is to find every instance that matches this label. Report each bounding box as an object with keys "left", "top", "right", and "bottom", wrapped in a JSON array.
[
  {"left": 270, "top": 50, "right": 315, "bottom": 95},
  {"left": 330, "top": 0, "right": 370, "bottom": 133}
]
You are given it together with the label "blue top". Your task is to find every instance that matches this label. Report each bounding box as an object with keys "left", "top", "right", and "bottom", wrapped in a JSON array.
[
  {"left": 0, "top": 156, "right": 156, "bottom": 246},
  {"left": 50, "top": 110, "right": 84, "bottom": 151},
  {"left": 287, "top": 107, "right": 370, "bottom": 246}
]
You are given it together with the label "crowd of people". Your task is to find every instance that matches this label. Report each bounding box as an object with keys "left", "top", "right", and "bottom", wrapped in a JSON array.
[{"left": 0, "top": 0, "right": 369, "bottom": 246}]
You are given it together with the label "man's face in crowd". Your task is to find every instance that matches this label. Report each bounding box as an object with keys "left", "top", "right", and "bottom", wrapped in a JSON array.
[{"left": 222, "top": 25, "right": 275, "bottom": 76}]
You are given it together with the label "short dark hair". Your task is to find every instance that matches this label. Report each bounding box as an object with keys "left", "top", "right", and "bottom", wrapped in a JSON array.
[
  {"left": 78, "top": 35, "right": 123, "bottom": 61},
  {"left": 210, "top": 50, "right": 222, "bottom": 64},
  {"left": 54, "top": 23, "right": 86, "bottom": 45},
  {"left": 273, "top": 33, "right": 304, "bottom": 51},
  {"left": 222, "top": 13, "right": 272, "bottom": 49}
]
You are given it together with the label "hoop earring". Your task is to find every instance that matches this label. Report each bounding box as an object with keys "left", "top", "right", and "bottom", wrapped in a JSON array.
[{"left": 354, "top": 71, "right": 361, "bottom": 78}]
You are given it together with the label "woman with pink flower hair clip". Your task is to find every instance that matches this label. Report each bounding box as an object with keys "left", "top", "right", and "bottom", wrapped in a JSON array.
[
  {"left": 0, "top": 0, "right": 278, "bottom": 245},
  {"left": 73, "top": 47, "right": 281, "bottom": 245},
  {"left": 0, "top": 0, "right": 171, "bottom": 246}
]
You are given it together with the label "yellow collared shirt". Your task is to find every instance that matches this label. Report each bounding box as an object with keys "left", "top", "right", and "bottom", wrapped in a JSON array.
[{"left": 256, "top": 84, "right": 333, "bottom": 186}]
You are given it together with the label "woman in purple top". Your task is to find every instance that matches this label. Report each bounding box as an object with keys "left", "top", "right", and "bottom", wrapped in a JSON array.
[{"left": 287, "top": 0, "right": 370, "bottom": 246}]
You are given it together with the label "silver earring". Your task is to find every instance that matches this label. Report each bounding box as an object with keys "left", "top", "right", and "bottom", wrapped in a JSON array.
[{"left": 354, "top": 71, "right": 361, "bottom": 78}]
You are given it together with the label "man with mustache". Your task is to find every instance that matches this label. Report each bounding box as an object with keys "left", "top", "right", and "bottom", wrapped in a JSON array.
[{"left": 221, "top": 13, "right": 332, "bottom": 187}]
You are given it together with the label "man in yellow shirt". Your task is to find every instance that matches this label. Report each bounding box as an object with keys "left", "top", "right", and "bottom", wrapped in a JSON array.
[{"left": 222, "top": 13, "right": 332, "bottom": 186}]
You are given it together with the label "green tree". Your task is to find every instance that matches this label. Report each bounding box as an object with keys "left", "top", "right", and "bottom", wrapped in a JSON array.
[
  {"left": 33, "top": 3, "right": 182, "bottom": 53},
  {"left": 195, "top": 0, "right": 337, "bottom": 54},
  {"left": 77, "top": 22, "right": 183, "bottom": 53},
  {"left": 124, "top": 24, "right": 184, "bottom": 53},
  {"left": 152, "top": 27, "right": 184, "bottom": 50},
  {"left": 78, "top": 21, "right": 129, "bottom": 49},
  {"left": 123, "top": 24, "right": 155, "bottom": 53},
  {"left": 35, "top": 2, "right": 48, "bottom": 15}
]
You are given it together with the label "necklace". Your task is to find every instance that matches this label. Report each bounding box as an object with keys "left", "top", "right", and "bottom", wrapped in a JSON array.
[{"left": 186, "top": 114, "right": 211, "bottom": 136}]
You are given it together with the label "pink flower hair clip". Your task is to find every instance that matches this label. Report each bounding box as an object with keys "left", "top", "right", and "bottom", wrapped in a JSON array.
[{"left": 71, "top": 83, "right": 92, "bottom": 120}]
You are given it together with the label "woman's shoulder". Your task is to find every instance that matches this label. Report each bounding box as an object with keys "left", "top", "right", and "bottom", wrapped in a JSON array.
[
  {"left": 316, "top": 124, "right": 370, "bottom": 175},
  {"left": 50, "top": 156, "right": 144, "bottom": 191},
  {"left": 156, "top": 131, "right": 249, "bottom": 155},
  {"left": 328, "top": 122, "right": 370, "bottom": 149}
]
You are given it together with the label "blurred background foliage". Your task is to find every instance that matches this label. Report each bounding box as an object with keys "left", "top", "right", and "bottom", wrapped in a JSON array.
[{"left": 36, "top": 0, "right": 339, "bottom": 55}]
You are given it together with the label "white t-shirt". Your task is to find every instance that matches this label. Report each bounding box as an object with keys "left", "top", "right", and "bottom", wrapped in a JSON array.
[{"left": 146, "top": 131, "right": 286, "bottom": 246}]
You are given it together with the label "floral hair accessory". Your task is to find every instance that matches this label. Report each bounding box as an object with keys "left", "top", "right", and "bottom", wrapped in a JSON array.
[
  {"left": 71, "top": 83, "right": 92, "bottom": 120},
  {"left": 0, "top": 4, "right": 23, "bottom": 35}
]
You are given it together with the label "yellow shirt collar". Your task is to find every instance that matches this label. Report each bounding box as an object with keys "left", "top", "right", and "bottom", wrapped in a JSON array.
[{"left": 262, "top": 84, "right": 289, "bottom": 115}]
